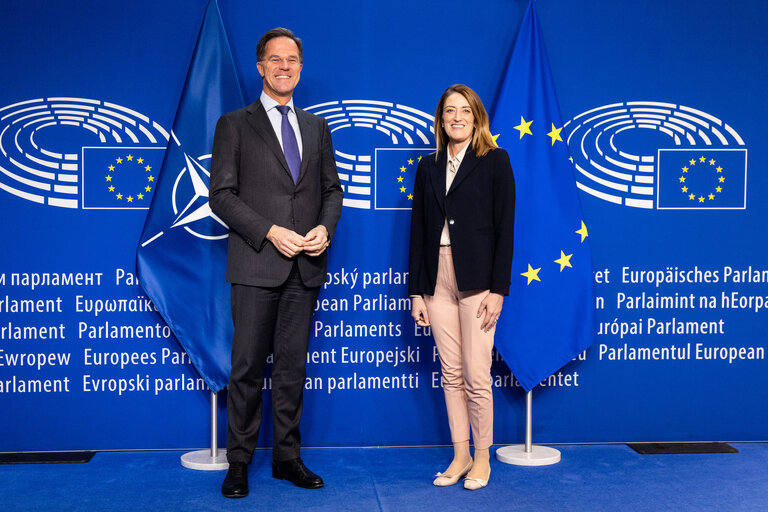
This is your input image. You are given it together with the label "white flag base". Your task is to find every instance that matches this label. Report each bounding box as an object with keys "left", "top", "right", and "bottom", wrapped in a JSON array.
[
  {"left": 496, "top": 444, "right": 561, "bottom": 466},
  {"left": 180, "top": 390, "right": 228, "bottom": 471},
  {"left": 496, "top": 388, "right": 561, "bottom": 466},
  {"left": 181, "top": 449, "right": 229, "bottom": 470}
]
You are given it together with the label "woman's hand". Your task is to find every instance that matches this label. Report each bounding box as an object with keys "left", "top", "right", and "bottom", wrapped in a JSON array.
[
  {"left": 477, "top": 292, "right": 503, "bottom": 332},
  {"left": 411, "top": 296, "right": 430, "bottom": 327}
]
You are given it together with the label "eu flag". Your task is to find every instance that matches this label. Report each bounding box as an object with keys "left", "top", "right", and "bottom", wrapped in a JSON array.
[
  {"left": 374, "top": 148, "right": 430, "bottom": 210},
  {"left": 657, "top": 149, "right": 747, "bottom": 209},
  {"left": 136, "top": 0, "right": 244, "bottom": 392},
  {"left": 491, "top": 0, "right": 595, "bottom": 392},
  {"left": 82, "top": 147, "right": 164, "bottom": 209}
]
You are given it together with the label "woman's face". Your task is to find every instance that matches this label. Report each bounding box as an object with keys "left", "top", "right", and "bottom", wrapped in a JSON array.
[{"left": 441, "top": 92, "right": 474, "bottom": 147}]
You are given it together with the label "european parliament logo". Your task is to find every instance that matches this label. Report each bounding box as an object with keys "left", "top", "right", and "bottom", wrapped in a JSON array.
[
  {"left": 0, "top": 97, "right": 168, "bottom": 209},
  {"left": 304, "top": 100, "right": 435, "bottom": 210},
  {"left": 563, "top": 101, "right": 747, "bottom": 210}
]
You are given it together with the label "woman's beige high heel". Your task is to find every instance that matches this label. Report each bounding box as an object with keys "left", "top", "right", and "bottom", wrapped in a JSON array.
[
  {"left": 432, "top": 460, "right": 473, "bottom": 487},
  {"left": 463, "top": 467, "right": 490, "bottom": 490}
]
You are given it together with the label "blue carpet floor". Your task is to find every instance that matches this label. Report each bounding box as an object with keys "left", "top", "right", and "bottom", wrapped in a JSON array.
[{"left": 1, "top": 444, "right": 766, "bottom": 511}]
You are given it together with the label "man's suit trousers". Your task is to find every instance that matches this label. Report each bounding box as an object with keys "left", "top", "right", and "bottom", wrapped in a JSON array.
[{"left": 226, "top": 264, "right": 320, "bottom": 463}]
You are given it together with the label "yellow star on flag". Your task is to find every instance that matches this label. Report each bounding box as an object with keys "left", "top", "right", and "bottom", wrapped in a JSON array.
[
  {"left": 145, "top": 186, "right": 152, "bottom": 192},
  {"left": 127, "top": 196, "right": 134, "bottom": 202},
  {"left": 108, "top": 185, "right": 115, "bottom": 192},
  {"left": 681, "top": 186, "right": 688, "bottom": 193},
  {"left": 137, "top": 158, "right": 144, "bottom": 164},
  {"left": 679, "top": 176, "right": 686, "bottom": 183},
  {"left": 116, "top": 193, "right": 123, "bottom": 199},
  {"left": 407, "top": 159, "right": 414, "bottom": 165},
  {"left": 148, "top": 176, "right": 155, "bottom": 182},
  {"left": 575, "top": 221, "right": 588, "bottom": 242},
  {"left": 400, "top": 166, "right": 406, "bottom": 172},
  {"left": 116, "top": 157, "right": 123, "bottom": 164},
  {"left": 709, "top": 159, "right": 716, "bottom": 165},
  {"left": 137, "top": 193, "right": 144, "bottom": 200},
  {"left": 397, "top": 176, "right": 404, "bottom": 182},
  {"left": 145, "top": 165, "right": 152, "bottom": 172},
  {"left": 547, "top": 123, "right": 563, "bottom": 145},
  {"left": 492, "top": 133, "right": 500, "bottom": 146},
  {"left": 514, "top": 116, "right": 533, "bottom": 139},
  {"left": 708, "top": 194, "right": 715, "bottom": 200},
  {"left": 698, "top": 196, "right": 705, "bottom": 202},
  {"left": 689, "top": 193, "right": 695, "bottom": 200},
  {"left": 400, "top": 186, "right": 406, "bottom": 193},
  {"left": 108, "top": 165, "right": 115, "bottom": 171},
  {"left": 716, "top": 166, "right": 722, "bottom": 172},
  {"left": 699, "top": 156, "right": 706, "bottom": 163},
  {"left": 126, "top": 155, "right": 133, "bottom": 161},
  {"left": 719, "top": 176, "right": 725, "bottom": 183},
  {"left": 106, "top": 175, "right": 112, "bottom": 182},
  {"left": 521, "top": 264, "right": 541, "bottom": 285},
  {"left": 407, "top": 194, "right": 413, "bottom": 200},
  {"left": 554, "top": 251, "right": 573, "bottom": 272}
]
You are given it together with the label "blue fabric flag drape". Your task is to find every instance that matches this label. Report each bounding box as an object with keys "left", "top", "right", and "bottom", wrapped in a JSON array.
[
  {"left": 491, "top": 0, "right": 595, "bottom": 392},
  {"left": 136, "top": 0, "right": 244, "bottom": 392}
]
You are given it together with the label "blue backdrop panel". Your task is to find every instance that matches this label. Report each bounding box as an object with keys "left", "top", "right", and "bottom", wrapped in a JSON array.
[{"left": 0, "top": 0, "right": 766, "bottom": 451}]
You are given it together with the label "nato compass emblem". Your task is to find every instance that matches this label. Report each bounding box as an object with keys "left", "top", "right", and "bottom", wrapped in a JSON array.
[
  {"left": 304, "top": 100, "right": 436, "bottom": 210},
  {"left": 171, "top": 153, "right": 227, "bottom": 240},
  {"left": 564, "top": 101, "right": 747, "bottom": 210},
  {"left": 140, "top": 150, "right": 228, "bottom": 250},
  {"left": 0, "top": 97, "right": 169, "bottom": 209}
]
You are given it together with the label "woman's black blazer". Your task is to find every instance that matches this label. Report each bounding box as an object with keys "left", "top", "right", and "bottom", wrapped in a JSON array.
[{"left": 408, "top": 146, "right": 515, "bottom": 297}]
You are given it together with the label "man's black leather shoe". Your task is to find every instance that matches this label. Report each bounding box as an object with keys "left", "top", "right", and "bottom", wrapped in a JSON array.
[
  {"left": 272, "top": 458, "right": 324, "bottom": 489},
  {"left": 221, "top": 462, "right": 249, "bottom": 498}
]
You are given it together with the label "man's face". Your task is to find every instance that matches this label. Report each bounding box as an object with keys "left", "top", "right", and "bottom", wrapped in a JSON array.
[{"left": 257, "top": 36, "right": 302, "bottom": 103}]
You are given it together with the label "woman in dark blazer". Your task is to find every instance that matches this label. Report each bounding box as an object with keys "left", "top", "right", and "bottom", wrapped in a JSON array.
[{"left": 409, "top": 84, "right": 515, "bottom": 490}]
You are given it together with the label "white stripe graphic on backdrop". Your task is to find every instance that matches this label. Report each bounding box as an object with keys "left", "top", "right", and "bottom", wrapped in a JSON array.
[
  {"left": 306, "top": 100, "right": 435, "bottom": 210},
  {"left": 564, "top": 101, "right": 745, "bottom": 209},
  {"left": 0, "top": 97, "right": 168, "bottom": 209}
]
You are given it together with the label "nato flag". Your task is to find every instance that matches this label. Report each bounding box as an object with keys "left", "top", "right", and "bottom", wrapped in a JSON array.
[
  {"left": 491, "top": 0, "right": 595, "bottom": 392},
  {"left": 136, "top": 0, "right": 244, "bottom": 392}
]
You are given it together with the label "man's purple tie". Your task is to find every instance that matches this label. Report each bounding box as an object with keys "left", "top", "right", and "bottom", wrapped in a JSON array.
[{"left": 276, "top": 105, "right": 301, "bottom": 183}]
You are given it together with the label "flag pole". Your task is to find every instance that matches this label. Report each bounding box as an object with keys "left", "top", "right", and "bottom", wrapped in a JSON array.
[
  {"left": 180, "top": 390, "right": 229, "bottom": 470},
  {"left": 496, "top": 389, "right": 561, "bottom": 466}
]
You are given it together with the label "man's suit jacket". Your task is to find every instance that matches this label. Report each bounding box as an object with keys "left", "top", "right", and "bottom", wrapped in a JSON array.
[
  {"left": 209, "top": 100, "right": 343, "bottom": 288},
  {"left": 408, "top": 147, "right": 515, "bottom": 297}
]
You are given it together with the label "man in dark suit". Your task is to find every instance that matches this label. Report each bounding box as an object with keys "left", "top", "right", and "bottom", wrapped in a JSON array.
[{"left": 209, "top": 27, "right": 343, "bottom": 498}]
